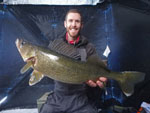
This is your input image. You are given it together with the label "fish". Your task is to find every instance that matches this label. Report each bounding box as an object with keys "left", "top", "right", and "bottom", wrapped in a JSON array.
[{"left": 15, "top": 38, "right": 145, "bottom": 96}]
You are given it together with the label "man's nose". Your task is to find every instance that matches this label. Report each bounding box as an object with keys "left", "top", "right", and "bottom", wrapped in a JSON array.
[{"left": 72, "top": 21, "right": 76, "bottom": 26}]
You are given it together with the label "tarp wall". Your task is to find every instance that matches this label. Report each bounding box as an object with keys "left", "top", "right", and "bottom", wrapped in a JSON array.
[
  {"left": 109, "top": 2, "right": 150, "bottom": 108},
  {"left": 0, "top": 0, "right": 150, "bottom": 111},
  {"left": 0, "top": 4, "right": 110, "bottom": 110}
]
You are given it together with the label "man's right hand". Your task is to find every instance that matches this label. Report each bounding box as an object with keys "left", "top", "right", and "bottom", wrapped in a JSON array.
[{"left": 86, "top": 77, "right": 107, "bottom": 88}]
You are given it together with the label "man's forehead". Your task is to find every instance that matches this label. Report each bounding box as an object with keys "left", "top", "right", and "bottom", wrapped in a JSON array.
[{"left": 66, "top": 12, "right": 81, "bottom": 20}]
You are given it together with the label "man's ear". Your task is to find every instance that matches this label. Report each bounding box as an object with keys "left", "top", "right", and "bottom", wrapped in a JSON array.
[{"left": 64, "top": 21, "right": 66, "bottom": 28}]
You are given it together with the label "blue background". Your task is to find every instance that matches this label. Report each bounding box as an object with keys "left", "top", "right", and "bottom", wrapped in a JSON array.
[{"left": 0, "top": 0, "right": 150, "bottom": 110}]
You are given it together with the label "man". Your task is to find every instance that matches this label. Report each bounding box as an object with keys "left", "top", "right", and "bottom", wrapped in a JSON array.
[{"left": 40, "top": 9, "right": 107, "bottom": 113}]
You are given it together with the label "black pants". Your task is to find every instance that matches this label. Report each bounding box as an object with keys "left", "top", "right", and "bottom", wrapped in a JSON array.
[{"left": 40, "top": 91, "right": 98, "bottom": 113}]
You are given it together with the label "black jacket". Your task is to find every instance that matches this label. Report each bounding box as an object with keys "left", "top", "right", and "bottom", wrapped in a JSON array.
[{"left": 48, "top": 34, "right": 98, "bottom": 94}]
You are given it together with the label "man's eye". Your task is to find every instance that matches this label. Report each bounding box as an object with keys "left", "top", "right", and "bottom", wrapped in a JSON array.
[
  {"left": 69, "top": 20, "right": 73, "bottom": 22},
  {"left": 76, "top": 20, "right": 81, "bottom": 23}
]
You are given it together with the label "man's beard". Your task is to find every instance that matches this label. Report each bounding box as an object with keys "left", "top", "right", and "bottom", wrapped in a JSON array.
[{"left": 67, "top": 28, "right": 81, "bottom": 39}]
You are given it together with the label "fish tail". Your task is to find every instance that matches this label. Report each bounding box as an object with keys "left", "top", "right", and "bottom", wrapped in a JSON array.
[{"left": 117, "top": 71, "right": 145, "bottom": 96}]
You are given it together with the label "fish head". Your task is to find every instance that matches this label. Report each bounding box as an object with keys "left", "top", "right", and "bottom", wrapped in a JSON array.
[{"left": 15, "top": 38, "right": 36, "bottom": 62}]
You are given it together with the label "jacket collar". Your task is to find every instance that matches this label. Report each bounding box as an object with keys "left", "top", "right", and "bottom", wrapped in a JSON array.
[
  {"left": 66, "top": 32, "right": 80, "bottom": 45},
  {"left": 63, "top": 32, "right": 88, "bottom": 47}
]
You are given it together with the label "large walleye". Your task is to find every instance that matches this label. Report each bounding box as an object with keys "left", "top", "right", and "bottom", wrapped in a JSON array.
[{"left": 15, "top": 38, "right": 145, "bottom": 96}]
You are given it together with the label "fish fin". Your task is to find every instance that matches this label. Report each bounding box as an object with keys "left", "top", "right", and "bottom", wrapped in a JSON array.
[
  {"left": 29, "top": 70, "right": 44, "bottom": 86},
  {"left": 118, "top": 71, "right": 145, "bottom": 96},
  {"left": 20, "top": 61, "right": 32, "bottom": 74}
]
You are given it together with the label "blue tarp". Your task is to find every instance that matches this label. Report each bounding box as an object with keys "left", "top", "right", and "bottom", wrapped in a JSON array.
[{"left": 0, "top": 0, "right": 150, "bottom": 111}]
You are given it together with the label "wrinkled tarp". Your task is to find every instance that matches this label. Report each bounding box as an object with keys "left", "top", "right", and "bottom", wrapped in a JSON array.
[
  {"left": 0, "top": 4, "right": 109, "bottom": 111},
  {"left": 3, "top": 0, "right": 103, "bottom": 5},
  {"left": 0, "top": 0, "right": 150, "bottom": 111}
]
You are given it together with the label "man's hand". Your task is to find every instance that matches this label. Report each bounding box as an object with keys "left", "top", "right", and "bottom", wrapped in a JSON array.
[{"left": 86, "top": 77, "right": 107, "bottom": 88}]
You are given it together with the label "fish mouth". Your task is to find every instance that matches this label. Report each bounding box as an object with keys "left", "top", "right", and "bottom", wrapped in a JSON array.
[
  {"left": 15, "top": 38, "right": 36, "bottom": 64},
  {"left": 26, "top": 56, "right": 36, "bottom": 67}
]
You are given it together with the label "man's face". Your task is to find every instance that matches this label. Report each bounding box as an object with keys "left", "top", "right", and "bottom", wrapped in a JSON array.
[{"left": 64, "top": 12, "right": 83, "bottom": 39}]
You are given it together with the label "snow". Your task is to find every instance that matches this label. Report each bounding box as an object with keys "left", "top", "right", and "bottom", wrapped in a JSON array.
[{"left": 0, "top": 108, "right": 38, "bottom": 113}]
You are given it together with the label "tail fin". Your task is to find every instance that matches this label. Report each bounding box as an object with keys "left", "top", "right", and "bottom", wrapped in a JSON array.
[{"left": 118, "top": 71, "right": 145, "bottom": 96}]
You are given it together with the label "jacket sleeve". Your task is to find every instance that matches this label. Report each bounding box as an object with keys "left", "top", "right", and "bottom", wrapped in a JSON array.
[
  {"left": 85, "top": 43, "right": 98, "bottom": 58},
  {"left": 86, "top": 43, "right": 108, "bottom": 66}
]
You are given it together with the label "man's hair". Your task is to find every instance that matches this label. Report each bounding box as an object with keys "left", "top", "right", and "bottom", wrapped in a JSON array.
[{"left": 65, "top": 9, "right": 83, "bottom": 22}]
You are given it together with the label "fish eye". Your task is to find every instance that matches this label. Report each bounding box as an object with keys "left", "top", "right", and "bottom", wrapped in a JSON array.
[{"left": 21, "top": 41, "right": 26, "bottom": 45}]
